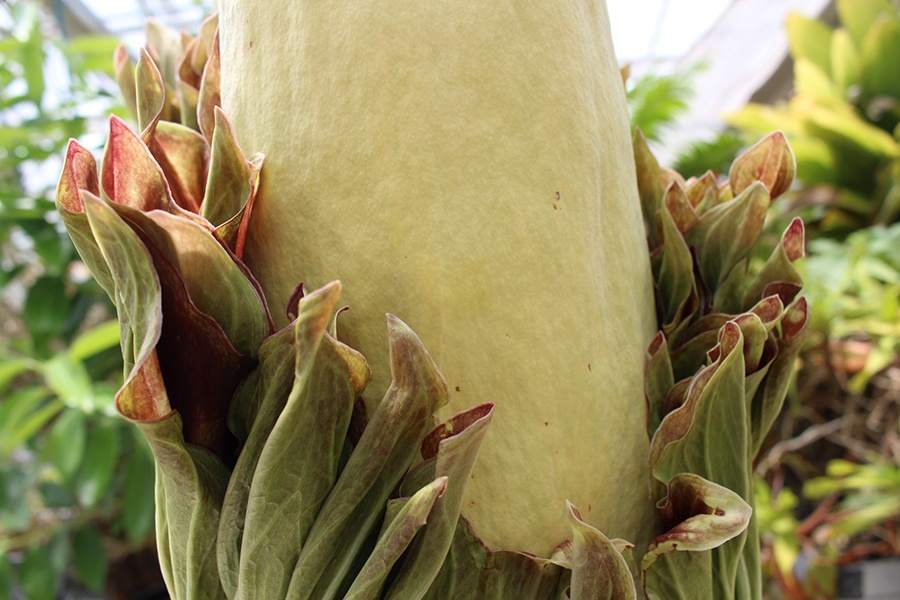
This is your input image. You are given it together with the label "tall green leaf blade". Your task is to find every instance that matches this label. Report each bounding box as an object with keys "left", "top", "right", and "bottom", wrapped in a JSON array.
[
  {"left": 202, "top": 108, "right": 251, "bottom": 228},
  {"left": 287, "top": 315, "right": 450, "bottom": 600},
  {"left": 837, "top": 0, "right": 895, "bottom": 47},
  {"left": 860, "top": 16, "right": 900, "bottom": 100},
  {"left": 786, "top": 12, "right": 834, "bottom": 76},
  {"left": 647, "top": 323, "right": 752, "bottom": 599},
  {"left": 385, "top": 403, "right": 493, "bottom": 598},
  {"left": 344, "top": 477, "right": 448, "bottom": 600},
  {"left": 645, "top": 333, "right": 674, "bottom": 436},
  {"left": 749, "top": 298, "right": 809, "bottom": 456},
  {"left": 135, "top": 47, "right": 166, "bottom": 138},
  {"left": 236, "top": 282, "right": 363, "bottom": 599}
]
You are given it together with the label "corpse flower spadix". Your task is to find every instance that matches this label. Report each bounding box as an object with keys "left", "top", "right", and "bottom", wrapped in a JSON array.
[
  {"left": 56, "top": 4, "right": 809, "bottom": 598},
  {"left": 219, "top": 0, "right": 658, "bottom": 557}
]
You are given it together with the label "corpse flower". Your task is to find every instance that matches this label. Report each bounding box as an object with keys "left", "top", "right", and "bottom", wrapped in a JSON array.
[{"left": 56, "top": 8, "right": 808, "bottom": 599}]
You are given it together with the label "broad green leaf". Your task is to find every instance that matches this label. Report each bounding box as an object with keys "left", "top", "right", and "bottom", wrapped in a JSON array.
[
  {"left": 831, "top": 28, "right": 861, "bottom": 94},
  {"left": 794, "top": 59, "right": 842, "bottom": 102},
  {"left": 0, "top": 386, "right": 58, "bottom": 458},
  {"left": 286, "top": 316, "right": 450, "bottom": 600},
  {"left": 860, "top": 17, "right": 900, "bottom": 101},
  {"left": 837, "top": 0, "right": 895, "bottom": 47},
  {"left": 68, "top": 320, "right": 121, "bottom": 361},
  {"left": 43, "top": 409, "right": 87, "bottom": 481},
  {"left": 74, "top": 420, "right": 120, "bottom": 507},
  {"left": 24, "top": 276, "right": 72, "bottom": 355},
  {"left": 122, "top": 440, "right": 156, "bottom": 544},
  {"left": 343, "top": 477, "right": 448, "bottom": 600},
  {"left": 567, "top": 502, "right": 637, "bottom": 600},
  {"left": 43, "top": 353, "right": 95, "bottom": 411},
  {"left": 725, "top": 104, "right": 805, "bottom": 138},
  {"left": 19, "top": 543, "right": 60, "bottom": 600},
  {"left": 0, "top": 359, "right": 29, "bottom": 392},
  {"left": 801, "top": 101, "right": 900, "bottom": 159},
  {"left": 72, "top": 526, "right": 107, "bottom": 591},
  {"left": 65, "top": 35, "right": 121, "bottom": 77},
  {"left": 786, "top": 12, "right": 833, "bottom": 76}
]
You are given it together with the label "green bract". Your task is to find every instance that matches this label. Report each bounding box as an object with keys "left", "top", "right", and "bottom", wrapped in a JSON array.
[{"left": 56, "top": 10, "right": 809, "bottom": 600}]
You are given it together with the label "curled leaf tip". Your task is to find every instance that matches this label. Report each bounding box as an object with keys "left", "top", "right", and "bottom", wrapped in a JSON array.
[
  {"left": 295, "top": 281, "right": 342, "bottom": 329},
  {"left": 421, "top": 402, "right": 494, "bottom": 460}
]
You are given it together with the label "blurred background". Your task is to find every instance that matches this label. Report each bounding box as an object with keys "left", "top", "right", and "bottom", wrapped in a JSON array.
[{"left": 1, "top": 0, "right": 898, "bottom": 598}]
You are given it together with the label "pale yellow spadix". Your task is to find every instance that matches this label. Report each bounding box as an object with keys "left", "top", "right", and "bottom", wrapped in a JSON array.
[{"left": 220, "top": 1, "right": 657, "bottom": 557}]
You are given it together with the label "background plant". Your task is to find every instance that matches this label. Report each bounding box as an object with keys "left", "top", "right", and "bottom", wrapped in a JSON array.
[
  {"left": 729, "top": 0, "right": 900, "bottom": 234},
  {"left": 0, "top": 3, "right": 157, "bottom": 598}
]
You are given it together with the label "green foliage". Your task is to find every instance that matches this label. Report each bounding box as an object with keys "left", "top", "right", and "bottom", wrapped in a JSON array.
[
  {"left": 754, "top": 478, "right": 838, "bottom": 599},
  {"left": 804, "top": 456, "right": 900, "bottom": 541},
  {"left": 673, "top": 130, "right": 748, "bottom": 179},
  {"left": 626, "top": 65, "right": 701, "bottom": 143},
  {"left": 802, "top": 223, "right": 900, "bottom": 392},
  {"left": 0, "top": 2, "right": 156, "bottom": 597},
  {"left": 728, "top": 1, "right": 900, "bottom": 232}
]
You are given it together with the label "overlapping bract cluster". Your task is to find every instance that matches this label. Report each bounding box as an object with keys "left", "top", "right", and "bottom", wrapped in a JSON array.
[
  {"left": 635, "top": 130, "right": 810, "bottom": 598},
  {"left": 54, "top": 14, "right": 811, "bottom": 600},
  {"left": 53, "top": 24, "right": 616, "bottom": 600}
]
